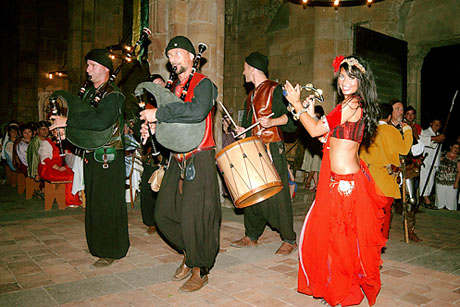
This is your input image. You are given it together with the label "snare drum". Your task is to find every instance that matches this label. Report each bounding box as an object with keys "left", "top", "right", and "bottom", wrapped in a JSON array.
[{"left": 216, "top": 136, "right": 283, "bottom": 208}]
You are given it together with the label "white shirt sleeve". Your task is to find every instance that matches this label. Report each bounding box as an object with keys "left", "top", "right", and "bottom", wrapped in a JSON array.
[
  {"left": 38, "top": 140, "right": 53, "bottom": 164},
  {"left": 411, "top": 140, "right": 425, "bottom": 156},
  {"left": 420, "top": 128, "right": 435, "bottom": 148}
]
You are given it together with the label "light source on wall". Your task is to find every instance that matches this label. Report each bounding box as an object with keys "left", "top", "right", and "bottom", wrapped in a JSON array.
[
  {"left": 288, "top": 0, "right": 383, "bottom": 7},
  {"left": 106, "top": 44, "right": 135, "bottom": 62},
  {"left": 47, "top": 71, "right": 68, "bottom": 80}
]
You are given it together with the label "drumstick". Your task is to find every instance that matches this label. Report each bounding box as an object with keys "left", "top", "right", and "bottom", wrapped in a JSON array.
[
  {"left": 235, "top": 112, "right": 274, "bottom": 139},
  {"left": 218, "top": 101, "right": 237, "bottom": 128}
]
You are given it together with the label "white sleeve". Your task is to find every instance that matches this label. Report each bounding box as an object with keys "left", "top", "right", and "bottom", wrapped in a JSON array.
[
  {"left": 419, "top": 129, "right": 434, "bottom": 148},
  {"left": 411, "top": 140, "right": 425, "bottom": 156},
  {"left": 38, "top": 141, "right": 53, "bottom": 164}
]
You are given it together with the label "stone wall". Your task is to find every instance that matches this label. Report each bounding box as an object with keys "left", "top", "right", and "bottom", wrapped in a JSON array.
[
  {"left": 67, "top": 0, "right": 124, "bottom": 93},
  {"left": 146, "top": 0, "right": 225, "bottom": 148},
  {"left": 0, "top": 0, "right": 69, "bottom": 124},
  {"left": 223, "top": 0, "right": 460, "bottom": 166},
  {"left": 224, "top": 0, "right": 460, "bottom": 117}
]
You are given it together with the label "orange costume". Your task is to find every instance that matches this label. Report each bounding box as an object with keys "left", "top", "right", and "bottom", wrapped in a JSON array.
[{"left": 298, "top": 104, "right": 387, "bottom": 306}]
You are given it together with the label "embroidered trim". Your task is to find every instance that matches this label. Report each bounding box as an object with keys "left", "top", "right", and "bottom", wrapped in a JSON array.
[{"left": 340, "top": 57, "right": 366, "bottom": 74}]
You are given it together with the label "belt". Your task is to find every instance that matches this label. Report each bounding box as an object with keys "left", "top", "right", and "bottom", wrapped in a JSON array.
[{"left": 173, "top": 146, "right": 214, "bottom": 163}]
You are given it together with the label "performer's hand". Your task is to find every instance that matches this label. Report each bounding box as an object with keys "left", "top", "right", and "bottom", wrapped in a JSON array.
[
  {"left": 234, "top": 126, "right": 246, "bottom": 139},
  {"left": 140, "top": 122, "right": 156, "bottom": 144},
  {"left": 303, "top": 94, "right": 316, "bottom": 117},
  {"left": 454, "top": 182, "right": 458, "bottom": 189},
  {"left": 284, "top": 81, "right": 303, "bottom": 110},
  {"left": 432, "top": 134, "right": 446, "bottom": 143},
  {"left": 259, "top": 116, "right": 273, "bottom": 128},
  {"left": 58, "top": 128, "right": 66, "bottom": 140},
  {"left": 140, "top": 108, "right": 157, "bottom": 123},
  {"left": 50, "top": 115, "right": 68, "bottom": 129}
]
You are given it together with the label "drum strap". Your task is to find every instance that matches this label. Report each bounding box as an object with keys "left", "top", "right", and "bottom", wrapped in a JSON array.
[
  {"left": 265, "top": 143, "right": 273, "bottom": 163},
  {"left": 251, "top": 101, "right": 262, "bottom": 136}
]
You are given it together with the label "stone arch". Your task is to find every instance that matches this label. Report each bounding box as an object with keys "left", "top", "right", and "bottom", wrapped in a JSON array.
[{"left": 403, "top": 0, "right": 460, "bottom": 121}]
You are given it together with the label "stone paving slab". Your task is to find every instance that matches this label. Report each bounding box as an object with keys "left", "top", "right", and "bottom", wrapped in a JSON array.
[{"left": 1, "top": 184, "right": 460, "bottom": 306}]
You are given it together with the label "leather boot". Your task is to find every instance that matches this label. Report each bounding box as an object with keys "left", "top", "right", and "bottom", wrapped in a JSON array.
[
  {"left": 146, "top": 226, "right": 156, "bottom": 235},
  {"left": 408, "top": 230, "right": 422, "bottom": 242},
  {"left": 179, "top": 267, "right": 208, "bottom": 292},
  {"left": 173, "top": 254, "right": 191, "bottom": 281},
  {"left": 92, "top": 258, "right": 115, "bottom": 268},
  {"left": 275, "top": 242, "right": 297, "bottom": 255},
  {"left": 230, "top": 236, "right": 257, "bottom": 248}
]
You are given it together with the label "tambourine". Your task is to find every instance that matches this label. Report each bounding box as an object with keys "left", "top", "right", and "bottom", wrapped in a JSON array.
[{"left": 283, "top": 83, "right": 324, "bottom": 120}]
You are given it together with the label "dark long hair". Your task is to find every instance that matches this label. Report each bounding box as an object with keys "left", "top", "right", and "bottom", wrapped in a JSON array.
[{"left": 337, "top": 55, "right": 380, "bottom": 148}]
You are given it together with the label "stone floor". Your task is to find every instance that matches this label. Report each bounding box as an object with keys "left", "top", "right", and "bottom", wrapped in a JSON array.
[{"left": 0, "top": 182, "right": 460, "bottom": 306}]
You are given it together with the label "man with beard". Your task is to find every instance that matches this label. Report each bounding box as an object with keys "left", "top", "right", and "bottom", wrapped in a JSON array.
[
  {"left": 389, "top": 100, "right": 424, "bottom": 241},
  {"left": 360, "top": 103, "right": 413, "bottom": 239},
  {"left": 140, "top": 36, "right": 219, "bottom": 292}
]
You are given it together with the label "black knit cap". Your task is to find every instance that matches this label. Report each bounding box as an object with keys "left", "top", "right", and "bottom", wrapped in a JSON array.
[
  {"left": 85, "top": 49, "right": 113, "bottom": 71},
  {"left": 165, "top": 36, "right": 196, "bottom": 56},
  {"left": 245, "top": 52, "right": 268, "bottom": 74}
]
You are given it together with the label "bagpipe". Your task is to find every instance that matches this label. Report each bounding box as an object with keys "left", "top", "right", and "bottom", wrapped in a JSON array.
[
  {"left": 134, "top": 42, "right": 210, "bottom": 153},
  {"left": 48, "top": 28, "right": 152, "bottom": 151}
]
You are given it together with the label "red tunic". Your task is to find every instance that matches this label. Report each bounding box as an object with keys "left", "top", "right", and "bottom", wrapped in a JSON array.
[
  {"left": 173, "top": 73, "right": 215, "bottom": 150},
  {"left": 38, "top": 139, "right": 81, "bottom": 207},
  {"left": 298, "top": 104, "right": 386, "bottom": 306}
]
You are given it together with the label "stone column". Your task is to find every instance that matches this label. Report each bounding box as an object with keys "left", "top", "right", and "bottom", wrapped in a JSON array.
[
  {"left": 147, "top": 0, "right": 225, "bottom": 149},
  {"left": 407, "top": 44, "right": 430, "bottom": 123},
  {"left": 312, "top": 8, "right": 352, "bottom": 113},
  {"left": 67, "top": 0, "right": 124, "bottom": 92}
]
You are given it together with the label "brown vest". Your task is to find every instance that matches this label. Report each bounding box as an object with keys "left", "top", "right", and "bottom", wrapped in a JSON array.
[{"left": 246, "top": 80, "right": 283, "bottom": 144}]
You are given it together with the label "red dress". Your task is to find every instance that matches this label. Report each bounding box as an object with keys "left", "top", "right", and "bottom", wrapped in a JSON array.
[
  {"left": 298, "top": 104, "right": 386, "bottom": 306},
  {"left": 38, "top": 139, "right": 81, "bottom": 207}
]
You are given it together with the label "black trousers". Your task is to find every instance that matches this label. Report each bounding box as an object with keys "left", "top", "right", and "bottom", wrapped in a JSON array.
[
  {"left": 84, "top": 150, "right": 130, "bottom": 259},
  {"left": 140, "top": 163, "right": 158, "bottom": 227},
  {"left": 155, "top": 150, "right": 221, "bottom": 271},
  {"left": 243, "top": 141, "right": 296, "bottom": 243}
]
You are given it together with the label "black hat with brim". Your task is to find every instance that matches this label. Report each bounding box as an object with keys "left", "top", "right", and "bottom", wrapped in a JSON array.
[
  {"left": 165, "top": 36, "right": 196, "bottom": 57},
  {"left": 85, "top": 49, "right": 113, "bottom": 71},
  {"left": 245, "top": 52, "right": 268, "bottom": 74}
]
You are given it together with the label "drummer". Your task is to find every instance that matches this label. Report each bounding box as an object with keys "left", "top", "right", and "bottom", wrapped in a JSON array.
[{"left": 231, "top": 52, "right": 297, "bottom": 255}]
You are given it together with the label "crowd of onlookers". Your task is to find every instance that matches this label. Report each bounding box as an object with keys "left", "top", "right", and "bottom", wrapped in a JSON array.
[
  {"left": 0, "top": 120, "right": 82, "bottom": 207},
  {"left": 1, "top": 100, "right": 459, "bottom": 213}
]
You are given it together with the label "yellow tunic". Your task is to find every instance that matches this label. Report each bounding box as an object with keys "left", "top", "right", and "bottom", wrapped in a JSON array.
[{"left": 360, "top": 123, "right": 413, "bottom": 198}]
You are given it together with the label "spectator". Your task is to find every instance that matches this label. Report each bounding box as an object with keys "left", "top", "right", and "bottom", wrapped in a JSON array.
[
  {"left": 14, "top": 123, "right": 34, "bottom": 175},
  {"left": 419, "top": 118, "right": 446, "bottom": 208},
  {"left": 300, "top": 105, "right": 324, "bottom": 191},
  {"left": 435, "top": 142, "right": 459, "bottom": 210}
]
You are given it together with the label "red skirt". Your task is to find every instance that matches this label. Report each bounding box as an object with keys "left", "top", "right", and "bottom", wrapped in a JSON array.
[{"left": 298, "top": 157, "right": 386, "bottom": 306}]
